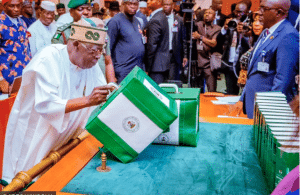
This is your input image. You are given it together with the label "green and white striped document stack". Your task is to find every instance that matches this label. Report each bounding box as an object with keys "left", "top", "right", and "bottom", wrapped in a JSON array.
[
  {"left": 86, "top": 66, "right": 178, "bottom": 163},
  {"left": 153, "top": 84, "right": 200, "bottom": 147},
  {"left": 253, "top": 91, "right": 299, "bottom": 192}
]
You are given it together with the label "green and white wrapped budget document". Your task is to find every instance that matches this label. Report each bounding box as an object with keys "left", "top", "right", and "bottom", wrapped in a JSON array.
[
  {"left": 153, "top": 84, "right": 200, "bottom": 147},
  {"left": 86, "top": 67, "right": 178, "bottom": 163}
]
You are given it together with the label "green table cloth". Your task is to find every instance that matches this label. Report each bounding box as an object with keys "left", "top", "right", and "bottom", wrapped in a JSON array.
[{"left": 62, "top": 123, "right": 269, "bottom": 195}]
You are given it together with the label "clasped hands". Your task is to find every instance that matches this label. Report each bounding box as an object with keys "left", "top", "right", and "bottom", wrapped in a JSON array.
[{"left": 192, "top": 31, "right": 202, "bottom": 40}]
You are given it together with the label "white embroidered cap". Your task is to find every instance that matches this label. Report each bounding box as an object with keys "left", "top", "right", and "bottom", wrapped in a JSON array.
[
  {"left": 41, "top": 1, "right": 56, "bottom": 11},
  {"left": 139, "top": 1, "right": 147, "bottom": 8}
]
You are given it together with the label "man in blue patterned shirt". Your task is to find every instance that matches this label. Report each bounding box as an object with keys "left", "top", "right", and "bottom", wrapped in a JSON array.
[{"left": 0, "top": 0, "right": 31, "bottom": 93}]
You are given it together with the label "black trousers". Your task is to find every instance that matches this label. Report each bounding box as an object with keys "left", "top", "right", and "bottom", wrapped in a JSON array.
[
  {"left": 150, "top": 51, "right": 179, "bottom": 84},
  {"left": 223, "top": 62, "right": 240, "bottom": 95}
]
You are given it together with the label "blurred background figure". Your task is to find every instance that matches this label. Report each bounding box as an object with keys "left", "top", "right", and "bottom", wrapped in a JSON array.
[
  {"left": 237, "top": 11, "right": 263, "bottom": 88},
  {"left": 93, "top": 2, "right": 100, "bottom": 10},
  {"left": 173, "top": 1, "right": 180, "bottom": 16},
  {"left": 52, "top": 0, "right": 94, "bottom": 44},
  {"left": 55, "top": 3, "right": 66, "bottom": 21},
  {"left": 0, "top": 0, "right": 3, "bottom": 13},
  {"left": 211, "top": 0, "right": 226, "bottom": 27},
  {"left": 147, "top": 0, "right": 162, "bottom": 19},
  {"left": 139, "top": 0, "right": 147, "bottom": 15},
  {"left": 56, "top": 0, "right": 93, "bottom": 27},
  {"left": 34, "top": 0, "right": 42, "bottom": 19},
  {"left": 92, "top": 8, "right": 104, "bottom": 19},
  {"left": 104, "top": 1, "right": 120, "bottom": 24},
  {"left": 101, "top": 7, "right": 109, "bottom": 19},
  {"left": 250, "top": 12, "right": 263, "bottom": 46},
  {"left": 216, "top": 1, "right": 251, "bottom": 95},
  {"left": 28, "top": 1, "right": 57, "bottom": 56},
  {"left": 193, "top": 9, "right": 221, "bottom": 92},
  {"left": 21, "top": 0, "right": 36, "bottom": 27},
  {"left": 135, "top": 0, "right": 148, "bottom": 29}
]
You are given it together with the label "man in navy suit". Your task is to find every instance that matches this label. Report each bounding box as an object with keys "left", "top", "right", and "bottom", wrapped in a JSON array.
[{"left": 231, "top": 0, "right": 299, "bottom": 119}]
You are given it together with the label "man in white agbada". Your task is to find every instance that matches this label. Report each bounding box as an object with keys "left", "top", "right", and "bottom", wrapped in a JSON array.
[
  {"left": 2, "top": 18, "right": 112, "bottom": 183},
  {"left": 28, "top": 1, "right": 57, "bottom": 56}
]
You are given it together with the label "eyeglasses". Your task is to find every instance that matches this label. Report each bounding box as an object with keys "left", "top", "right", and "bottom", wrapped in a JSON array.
[
  {"left": 259, "top": 6, "right": 277, "bottom": 13},
  {"left": 80, "top": 42, "right": 103, "bottom": 56}
]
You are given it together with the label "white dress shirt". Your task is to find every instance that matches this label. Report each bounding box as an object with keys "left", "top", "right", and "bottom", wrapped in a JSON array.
[{"left": 167, "top": 13, "right": 174, "bottom": 51}]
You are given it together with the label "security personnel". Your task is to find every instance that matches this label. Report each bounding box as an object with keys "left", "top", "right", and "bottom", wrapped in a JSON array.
[
  {"left": 52, "top": 0, "right": 117, "bottom": 83},
  {"left": 51, "top": 0, "right": 93, "bottom": 44}
]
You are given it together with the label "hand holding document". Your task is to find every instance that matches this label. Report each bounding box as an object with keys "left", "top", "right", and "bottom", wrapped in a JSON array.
[{"left": 223, "top": 100, "right": 244, "bottom": 117}]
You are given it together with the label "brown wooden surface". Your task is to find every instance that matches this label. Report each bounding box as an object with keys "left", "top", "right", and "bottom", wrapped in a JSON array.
[
  {"left": 199, "top": 94, "right": 253, "bottom": 125},
  {"left": 25, "top": 94, "right": 253, "bottom": 192},
  {"left": 26, "top": 136, "right": 102, "bottom": 193}
]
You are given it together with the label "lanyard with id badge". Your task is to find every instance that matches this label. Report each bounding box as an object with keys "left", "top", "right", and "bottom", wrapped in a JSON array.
[
  {"left": 172, "top": 19, "right": 178, "bottom": 33},
  {"left": 257, "top": 51, "right": 269, "bottom": 72},
  {"left": 197, "top": 25, "right": 207, "bottom": 51}
]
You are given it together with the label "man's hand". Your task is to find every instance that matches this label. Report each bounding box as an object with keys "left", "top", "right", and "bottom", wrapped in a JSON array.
[
  {"left": 237, "top": 22, "right": 244, "bottom": 34},
  {"left": 0, "top": 79, "right": 10, "bottom": 94},
  {"left": 192, "top": 31, "right": 201, "bottom": 39},
  {"left": 224, "top": 18, "right": 232, "bottom": 31},
  {"left": 182, "top": 58, "right": 188, "bottom": 67},
  {"left": 227, "top": 101, "right": 243, "bottom": 117},
  {"left": 65, "top": 84, "right": 114, "bottom": 113},
  {"left": 86, "top": 85, "right": 114, "bottom": 106}
]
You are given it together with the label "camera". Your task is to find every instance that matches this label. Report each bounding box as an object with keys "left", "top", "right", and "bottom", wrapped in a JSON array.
[
  {"left": 227, "top": 16, "right": 251, "bottom": 32},
  {"left": 242, "top": 17, "right": 251, "bottom": 31},
  {"left": 227, "top": 19, "right": 239, "bottom": 31}
]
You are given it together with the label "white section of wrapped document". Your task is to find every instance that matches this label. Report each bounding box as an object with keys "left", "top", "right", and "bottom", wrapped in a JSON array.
[{"left": 98, "top": 93, "right": 163, "bottom": 153}]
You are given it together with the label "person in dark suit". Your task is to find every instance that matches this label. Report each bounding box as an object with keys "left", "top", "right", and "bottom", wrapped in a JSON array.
[
  {"left": 216, "top": 1, "right": 251, "bottom": 95},
  {"left": 146, "top": 0, "right": 187, "bottom": 84},
  {"left": 145, "top": 1, "right": 168, "bottom": 84},
  {"left": 230, "top": 0, "right": 299, "bottom": 119},
  {"left": 211, "top": 0, "right": 227, "bottom": 27},
  {"left": 163, "top": 0, "right": 188, "bottom": 81}
]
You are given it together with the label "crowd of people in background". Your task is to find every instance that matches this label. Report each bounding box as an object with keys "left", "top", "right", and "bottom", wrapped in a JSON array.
[{"left": 0, "top": 0, "right": 299, "bottom": 119}]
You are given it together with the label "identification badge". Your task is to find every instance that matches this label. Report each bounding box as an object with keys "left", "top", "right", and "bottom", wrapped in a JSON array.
[
  {"left": 257, "top": 62, "right": 269, "bottom": 72},
  {"left": 197, "top": 41, "right": 203, "bottom": 51},
  {"left": 172, "top": 27, "right": 178, "bottom": 32},
  {"left": 142, "top": 36, "right": 147, "bottom": 44}
]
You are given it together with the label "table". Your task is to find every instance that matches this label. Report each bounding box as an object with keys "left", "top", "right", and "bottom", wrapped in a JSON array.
[{"left": 26, "top": 95, "right": 265, "bottom": 194}]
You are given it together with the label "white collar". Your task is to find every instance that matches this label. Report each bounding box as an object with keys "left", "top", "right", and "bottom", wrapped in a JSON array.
[
  {"left": 166, "top": 12, "right": 174, "bottom": 18},
  {"left": 149, "top": 7, "right": 163, "bottom": 19},
  {"left": 268, "top": 19, "right": 286, "bottom": 36},
  {"left": 6, "top": 14, "right": 19, "bottom": 25}
]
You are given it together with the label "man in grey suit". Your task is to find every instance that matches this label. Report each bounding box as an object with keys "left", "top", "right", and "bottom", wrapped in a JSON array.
[{"left": 230, "top": 0, "right": 299, "bottom": 119}]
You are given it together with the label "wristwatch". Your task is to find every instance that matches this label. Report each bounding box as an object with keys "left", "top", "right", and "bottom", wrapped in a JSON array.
[{"left": 0, "top": 76, "right": 4, "bottom": 82}]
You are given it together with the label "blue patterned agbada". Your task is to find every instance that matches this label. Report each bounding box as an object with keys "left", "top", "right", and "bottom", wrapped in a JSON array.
[{"left": 0, "top": 11, "right": 31, "bottom": 84}]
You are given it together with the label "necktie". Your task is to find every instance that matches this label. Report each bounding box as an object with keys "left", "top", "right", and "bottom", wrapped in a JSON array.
[{"left": 257, "top": 29, "right": 270, "bottom": 48}]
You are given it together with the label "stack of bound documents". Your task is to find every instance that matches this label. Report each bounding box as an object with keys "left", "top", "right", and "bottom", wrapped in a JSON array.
[{"left": 253, "top": 91, "right": 299, "bottom": 192}]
